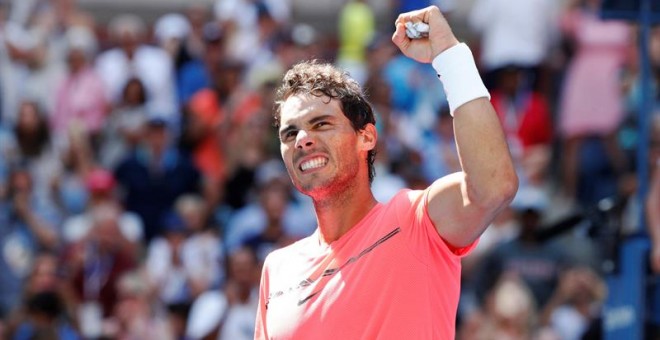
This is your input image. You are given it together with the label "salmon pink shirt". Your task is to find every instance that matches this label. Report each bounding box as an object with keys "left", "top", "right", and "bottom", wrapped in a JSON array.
[{"left": 255, "top": 189, "right": 476, "bottom": 339}]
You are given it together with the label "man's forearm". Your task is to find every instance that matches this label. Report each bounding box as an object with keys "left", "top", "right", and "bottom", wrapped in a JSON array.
[{"left": 453, "top": 98, "right": 517, "bottom": 209}]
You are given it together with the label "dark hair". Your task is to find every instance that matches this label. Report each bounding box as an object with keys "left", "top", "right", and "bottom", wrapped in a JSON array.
[
  {"left": 273, "top": 60, "right": 377, "bottom": 182},
  {"left": 121, "top": 77, "right": 147, "bottom": 105},
  {"left": 14, "top": 101, "right": 50, "bottom": 157},
  {"left": 26, "top": 291, "right": 63, "bottom": 319}
]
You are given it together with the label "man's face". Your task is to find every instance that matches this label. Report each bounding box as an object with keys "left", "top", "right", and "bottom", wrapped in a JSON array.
[{"left": 278, "top": 94, "right": 369, "bottom": 198}]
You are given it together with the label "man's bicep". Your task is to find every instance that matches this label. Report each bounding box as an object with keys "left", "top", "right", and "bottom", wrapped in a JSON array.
[{"left": 426, "top": 172, "right": 494, "bottom": 248}]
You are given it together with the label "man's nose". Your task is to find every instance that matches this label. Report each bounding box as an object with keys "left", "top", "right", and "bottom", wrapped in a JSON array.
[{"left": 295, "top": 130, "right": 314, "bottom": 149}]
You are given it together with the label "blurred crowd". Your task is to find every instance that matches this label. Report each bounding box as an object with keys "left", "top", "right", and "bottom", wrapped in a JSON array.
[{"left": 0, "top": 0, "right": 658, "bottom": 339}]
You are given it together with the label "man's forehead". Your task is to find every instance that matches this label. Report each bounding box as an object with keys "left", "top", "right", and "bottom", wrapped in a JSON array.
[{"left": 279, "top": 94, "right": 342, "bottom": 127}]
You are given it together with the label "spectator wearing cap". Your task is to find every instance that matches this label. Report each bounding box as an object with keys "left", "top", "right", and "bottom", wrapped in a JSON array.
[
  {"left": 60, "top": 168, "right": 144, "bottom": 247},
  {"left": 154, "top": 13, "right": 191, "bottom": 62},
  {"left": 95, "top": 14, "right": 177, "bottom": 127},
  {"left": 155, "top": 11, "right": 213, "bottom": 84},
  {"left": 114, "top": 115, "right": 202, "bottom": 242},
  {"left": 51, "top": 25, "right": 107, "bottom": 146}
]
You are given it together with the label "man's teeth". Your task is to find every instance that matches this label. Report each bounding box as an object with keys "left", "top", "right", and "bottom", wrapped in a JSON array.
[{"left": 300, "top": 157, "right": 327, "bottom": 171}]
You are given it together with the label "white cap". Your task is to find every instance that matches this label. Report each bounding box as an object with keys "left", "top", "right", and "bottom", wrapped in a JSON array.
[
  {"left": 65, "top": 26, "right": 98, "bottom": 57},
  {"left": 154, "top": 13, "right": 191, "bottom": 43}
]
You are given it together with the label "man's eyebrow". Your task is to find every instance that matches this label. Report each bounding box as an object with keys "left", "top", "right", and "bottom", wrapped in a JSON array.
[
  {"left": 308, "top": 114, "right": 335, "bottom": 125},
  {"left": 279, "top": 124, "right": 297, "bottom": 138},
  {"left": 279, "top": 115, "right": 335, "bottom": 138}
]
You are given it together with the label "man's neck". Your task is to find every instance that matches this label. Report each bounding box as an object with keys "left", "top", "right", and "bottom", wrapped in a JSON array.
[{"left": 312, "top": 183, "right": 378, "bottom": 245}]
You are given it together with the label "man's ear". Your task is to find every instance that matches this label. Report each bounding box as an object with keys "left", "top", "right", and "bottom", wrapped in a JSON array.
[{"left": 358, "top": 123, "right": 378, "bottom": 151}]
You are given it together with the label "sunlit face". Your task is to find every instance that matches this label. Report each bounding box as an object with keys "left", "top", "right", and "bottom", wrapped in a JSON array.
[{"left": 278, "top": 94, "right": 371, "bottom": 199}]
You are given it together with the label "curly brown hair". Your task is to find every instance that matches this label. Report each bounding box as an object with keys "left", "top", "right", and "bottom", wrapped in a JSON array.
[{"left": 273, "top": 60, "right": 377, "bottom": 183}]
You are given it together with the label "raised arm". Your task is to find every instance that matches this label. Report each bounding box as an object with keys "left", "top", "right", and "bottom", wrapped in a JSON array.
[{"left": 392, "top": 6, "right": 518, "bottom": 248}]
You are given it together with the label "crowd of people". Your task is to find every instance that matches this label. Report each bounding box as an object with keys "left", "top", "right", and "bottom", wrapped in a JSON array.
[{"left": 0, "top": 0, "right": 657, "bottom": 339}]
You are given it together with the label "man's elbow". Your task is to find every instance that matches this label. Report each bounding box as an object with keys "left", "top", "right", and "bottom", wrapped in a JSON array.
[
  {"left": 469, "top": 169, "right": 519, "bottom": 211},
  {"left": 498, "top": 170, "right": 519, "bottom": 207}
]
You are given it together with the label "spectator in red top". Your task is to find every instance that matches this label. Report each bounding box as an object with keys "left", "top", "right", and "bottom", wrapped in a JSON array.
[{"left": 490, "top": 66, "right": 553, "bottom": 187}]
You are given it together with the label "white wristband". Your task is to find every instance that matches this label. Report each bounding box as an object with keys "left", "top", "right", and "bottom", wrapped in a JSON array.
[{"left": 432, "top": 43, "right": 489, "bottom": 116}]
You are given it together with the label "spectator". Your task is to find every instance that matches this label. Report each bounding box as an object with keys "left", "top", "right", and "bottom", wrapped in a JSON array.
[
  {"left": 154, "top": 13, "right": 191, "bottom": 65},
  {"left": 468, "top": 0, "right": 561, "bottom": 91},
  {"left": 61, "top": 168, "right": 144, "bottom": 249},
  {"left": 337, "top": 0, "right": 375, "bottom": 85},
  {"left": 51, "top": 25, "right": 107, "bottom": 146},
  {"left": 4, "top": 100, "right": 62, "bottom": 208},
  {"left": 51, "top": 125, "right": 94, "bottom": 217},
  {"left": 378, "top": 40, "right": 447, "bottom": 145},
  {"left": 95, "top": 14, "right": 177, "bottom": 124},
  {"left": 175, "top": 194, "right": 225, "bottom": 288},
  {"left": 539, "top": 266, "right": 606, "bottom": 340},
  {"left": 241, "top": 179, "right": 298, "bottom": 262},
  {"left": 224, "top": 160, "right": 315, "bottom": 257},
  {"left": 557, "top": 0, "right": 632, "bottom": 203},
  {"left": 7, "top": 28, "right": 66, "bottom": 123},
  {"left": 179, "top": 89, "right": 226, "bottom": 207},
  {"left": 105, "top": 270, "right": 173, "bottom": 340},
  {"left": 460, "top": 274, "right": 539, "bottom": 340},
  {"left": 472, "top": 187, "right": 568, "bottom": 310},
  {"left": 220, "top": 246, "right": 260, "bottom": 340},
  {"left": 0, "top": 166, "right": 61, "bottom": 318},
  {"left": 65, "top": 205, "right": 137, "bottom": 337},
  {"left": 177, "top": 22, "right": 224, "bottom": 108},
  {"left": 213, "top": 0, "right": 287, "bottom": 64},
  {"left": 6, "top": 252, "right": 79, "bottom": 340},
  {"left": 184, "top": 247, "right": 260, "bottom": 340},
  {"left": 10, "top": 291, "right": 80, "bottom": 340},
  {"left": 490, "top": 66, "right": 553, "bottom": 188},
  {"left": 182, "top": 5, "right": 212, "bottom": 62},
  {"left": 114, "top": 115, "right": 202, "bottom": 242},
  {"left": 219, "top": 73, "right": 277, "bottom": 211},
  {"left": 98, "top": 77, "right": 149, "bottom": 169},
  {"left": 461, "top": 204, "right": 520, "bottom": 280},
  {"left": 145, "top": 210, "right": 221, "bottom": 305}
]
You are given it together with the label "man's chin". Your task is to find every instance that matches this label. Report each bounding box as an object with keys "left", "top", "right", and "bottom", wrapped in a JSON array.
[{"left": 294, "top": 180, "right": 333, "bottom": 198}]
